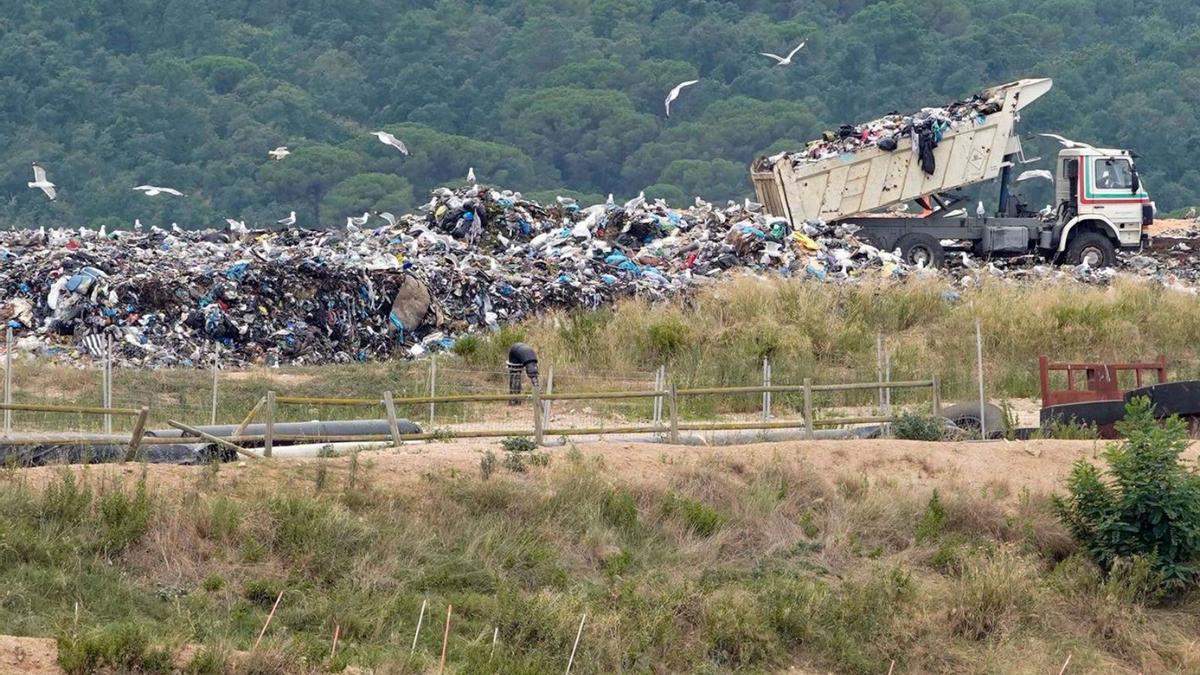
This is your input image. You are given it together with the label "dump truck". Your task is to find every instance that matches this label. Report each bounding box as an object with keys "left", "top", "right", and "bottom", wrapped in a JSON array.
[{"left": 751, "top": 78, "right": 1154, "bottom": 268}]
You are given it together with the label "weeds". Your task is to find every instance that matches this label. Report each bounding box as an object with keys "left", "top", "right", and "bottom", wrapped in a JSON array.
[{"left": 893, "top": 412, "right": 945, "bottom": 441}]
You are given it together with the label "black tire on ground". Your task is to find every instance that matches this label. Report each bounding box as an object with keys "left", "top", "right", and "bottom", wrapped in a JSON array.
[
  {"left": 895, "top": 232, "right": 946, "bottom": 268},
  {"left": 1040, "top": 400, "right": 1128, "bottom": 438},
  {"left": 939, "top": 401, "right": 1006, "bottom": 439},
  {"left": 1064, "top": 231, "right": 1117, "bottom": 267}
]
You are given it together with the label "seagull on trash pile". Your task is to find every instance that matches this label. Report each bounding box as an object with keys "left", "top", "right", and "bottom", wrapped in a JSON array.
[
  {"left": 277, "top": 211, "right": 296, "bottom": 227},
  {"left": 467, "top": 167, "right": 476, "bottom": 184},
  {"left": 760, "top": 41, "right": 805, "bottom": 66},
  {"left": 606, "top": 193, "right": 615, "bottom": 207},
  {"left": 225, "top": 219, "right": 248, "bottom": 235},
  {"left": 1016, "top": 169, "right": 1054, "bottom": 182},
  {"left": 976, "top": 201, "right": 986, "bottom": 218},
  {"left": 268, "top": 146, "right": 290, "bottom": 160},
  {"left": 961, "top": 252, "right": 978, "bottom": 269},
  {"left": 371, "top": 131, "right": 409, "bottom": 155},
  {"left": 1038, "top": 133, "right": 1094, "bottom": 150},
  {"left": 1185, "top": 206, "right": 1197, "bottom": 220},
  {"left": 664, "top": 80, "right": 699, "bottom": 117},
  {"left": 28, "top": 162, "right": 57, "bottom": 200},
  {"left": 133, "top": 185, "right": 184, "bottom": 197}
]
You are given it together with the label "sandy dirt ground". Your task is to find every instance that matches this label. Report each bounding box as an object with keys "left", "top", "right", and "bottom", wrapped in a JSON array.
[
  {"left": 12, "top": 435, "right": 1188, "bottom": 500},
  {"left": 0, "top": 636, "right": 60, "bottom": 675}
]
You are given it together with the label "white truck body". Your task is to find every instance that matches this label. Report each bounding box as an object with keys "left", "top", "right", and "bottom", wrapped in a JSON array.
[{"left": 751, "top": 78, "right": 1153, "bottom": 268}]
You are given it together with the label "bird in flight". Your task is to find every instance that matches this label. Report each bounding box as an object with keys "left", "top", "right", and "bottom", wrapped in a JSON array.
[
  {"left": 665, "top": 80, "right": 699, "bottom": 117},
  {"left": 277, "top": 211, "right": 296, "bottom": 227},
  {"left": 28, "top": 163, "right": 56, "bottom": 200},
  {"left": 268, "top": 146, "right": 290, "bottom": 160},
  {"left": 376, "top": 211, "right": 398, "bottom": 227},
  {"left": 133, "top": 185, "right": 184, "bottom": 197},
  {"left": 1016, "top": 169, "right": 1054, "bottom": 183},
  {"left": 760, "top": 41, "right": 806, "bottom": 66},
  {"left": 1038, "top": 133, "right": 1094, "bottom": 150},
  {"left": 372, "top": 131, "right": 409, "bottom": 155}
]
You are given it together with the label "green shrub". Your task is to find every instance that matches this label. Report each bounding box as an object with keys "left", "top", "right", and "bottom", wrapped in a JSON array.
[
  {"left": 914, "top": 490, "right": 946, "bottom": 543},
  {"left": 662, "top": 493, "right": 724, "bottom": 537},
  {"left": 893, "top": 412, "right": 945, "bottom": 441},
  {"left": 502, "top": 451, "right": 527, "bottom": 473},
  {"left": 201, "top": 574, "right": 225, "bottom": 592},
  {"left": 1053, "top": 397, "right": 1200, "bottom": 588},
  {"left": 501, "top": 436, "right": 537, "bottom": 453},
  {"left": 243, "top": 578, "right": 283, "bottom": 607},
  {"left": 451, "top": 333, "right": 480, "bottom": 358},
  {"left": 480, "top": 450, "right": 498, "bottom": 480},
  {"left": 57, "top": 622, "right": 172, "bottom": 675},
  {"left": 98, "top": 476, "right": 154, "bottom": 553},
  {"left": 185, "top": 646, "right": 229, "bottom": 674},
  {"left": 1041, "top": 418, "right": 1100, "bottom": 440},
  {"left": 602, "top": 489, "right": 639, "bottom": 530},
  {"left": 42, "top": 471, "right": 91, "bottom": 525}
]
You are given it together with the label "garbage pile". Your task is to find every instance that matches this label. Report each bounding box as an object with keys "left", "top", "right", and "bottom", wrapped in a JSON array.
[
  {"left": 755, "top": 87, "right": 1004, "bottom": 171},
  {"left": 0, "top": 186, "right": 1196, "bottom": 367}
]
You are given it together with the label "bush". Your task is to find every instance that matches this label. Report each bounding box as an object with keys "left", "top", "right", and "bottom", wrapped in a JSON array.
[
  {"left": 480, "top": 450, "right": 498, "bottom": 480},
  {"left": 1040, "top": 418, "right": 1100, "bottom": 440},
  {"left": 893, "top": 412, "right": 945, "bottom": 441},
  {"left": 57, "top": 623, "right": 173, "bottom": 674},
  {"left": 1053, "top": 397, "right": 1200, "bottom": 588},
  {"left": 662, "top": 493, "right": 724, "bottom": 537},
  {"left": 501, "top": 436, "right": 537, "bottom": 453}
]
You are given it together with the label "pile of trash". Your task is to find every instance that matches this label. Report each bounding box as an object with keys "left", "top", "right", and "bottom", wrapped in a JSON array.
[
  {"left": 0, "top": 186, "right": 924, "bottom": 367},
  {"left": 756, "top": 87, "right": 1004, "bottom": 171},
  {"left": 0, "top": 185, "right": 1194, "bottom": 367}
]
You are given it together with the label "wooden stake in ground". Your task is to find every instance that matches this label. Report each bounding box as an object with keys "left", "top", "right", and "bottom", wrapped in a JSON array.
[
  {"left": 330, "top": 624, "right": 340, "bottom": 659},
  {"left": 1058, "top": 654, "right": 1072, "bottom": 675},
  {"left": 438, "top": 604, "right": 453, "bottom": 675},
  {"left": 490, "top": 626, "right": 498, "bottom": 662},
  {"left": 410, "top": 598, "right": 427, "bottom": 654},
  {"left": 566, "top": 613, "right": 586, "bottom": 674},
  {"left": 887, "top": 659, "right": 895, "bottom": 675},
  {"left": 252, "top": 590, "right": 284, "bottom": 651}
]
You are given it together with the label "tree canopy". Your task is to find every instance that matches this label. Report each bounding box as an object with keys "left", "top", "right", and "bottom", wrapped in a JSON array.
[{"left": 2, "top": 0, "right": 1198, "bottom": 228}]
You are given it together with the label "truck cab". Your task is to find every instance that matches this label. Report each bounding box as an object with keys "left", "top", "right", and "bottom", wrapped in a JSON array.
[{"left": 1053, "top": 148, "right": 1152, "bottom": 266}]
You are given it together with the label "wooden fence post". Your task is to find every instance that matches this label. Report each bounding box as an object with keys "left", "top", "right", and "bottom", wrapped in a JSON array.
[
  {"left": 428, "top": 356, "right": 437, "bottom": 430},
  {"left": 234, "top": 396, "right": 264, "bottom": 439},
  {"left": 532, "top": 383, "right": 544, "bottom": 446},
  {"left": 803, "top": 378, "right": 814, "bottom": 440},
  {"left": 383, "top": 390, "right": 403, "bottom": 447},
  {"left": 210, "top": 355, "right": 219, "bottom": 425},
  {"left": 668, "top": 383, "right": 679, "bottom": 444},
  {"left": 123, "top": 406, "right": 149, "bottom": 462},
  {"left": 264, "top": 390, "right": 275, "bottom": 458}
]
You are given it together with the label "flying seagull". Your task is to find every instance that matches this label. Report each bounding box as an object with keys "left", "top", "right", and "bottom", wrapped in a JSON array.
[
  {"left": 376, "top": 211, "right": 398, "bottom": 227},
  {"left": 467, "top": 167, "right": 476, "bottom": 184},
  {"left": 760, "top": 41, "right": 806, "bottom": 66},
  {"left": 268, "top": 146, "right": 290, "bottom": 160},
  {"left": 133, "top": 185, "right": 184, "bottom": 197},
  {"left": 28, "top": 163, "right": 56, "bottom": 200},
  {"left": 1016, "top": 169, "right": 1054, "bottom": 183},
  {"left": 664, "top": 79, "right": 699, "bottom": 117},
  {"left": 277, "top": 211, "right": 296, "bottom": 227},
  {"left": 372, "top": 131, "right": 409, "bottom": 155},
  {"left": 1038, "top": 133, "right": 1094, "bottom": 150}
]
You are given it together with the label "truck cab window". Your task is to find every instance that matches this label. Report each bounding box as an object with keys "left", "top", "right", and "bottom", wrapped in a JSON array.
[{"left": 1095, "top": 158, "right": 1132, "bottom": 189}]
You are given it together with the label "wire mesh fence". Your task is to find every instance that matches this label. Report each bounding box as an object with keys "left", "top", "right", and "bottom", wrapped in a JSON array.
[{"left": 10, "top": 323, "right": 1196, "bottom": 444}]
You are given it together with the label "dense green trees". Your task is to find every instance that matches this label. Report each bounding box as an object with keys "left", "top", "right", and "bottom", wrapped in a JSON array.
[{"left": 2, "top": 1, "right": 1198, "bottom": 228}]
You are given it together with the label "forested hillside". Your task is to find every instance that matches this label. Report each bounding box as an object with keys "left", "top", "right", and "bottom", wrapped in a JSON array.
[{"left": 3, "top": 0, "right": 1198, "bottom": 228}]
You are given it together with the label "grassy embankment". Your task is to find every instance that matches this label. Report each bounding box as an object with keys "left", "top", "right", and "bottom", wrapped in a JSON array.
[
  {"left": 8, "top": 276, "right": 1200, "bottom": 431},
  {"left": 1, "top": 445, "right": 1198, "bottom": 673}
]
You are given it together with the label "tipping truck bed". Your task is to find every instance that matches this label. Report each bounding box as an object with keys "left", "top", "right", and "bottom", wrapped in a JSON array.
[{"left": 751, "top": 79, "right": 1053, "bottom": 223}]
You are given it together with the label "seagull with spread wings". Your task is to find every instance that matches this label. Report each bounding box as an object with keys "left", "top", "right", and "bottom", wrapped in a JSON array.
[
  {"left": 760, "top": 41, "right": 805, "bottom": 66},
  {"left": 133, "top": 185, "right": 184, "bottom": 197},
  {"left": 665, "top": 80, "right": 699, "bottom": 117},
  {"left": 28, "top": 163, "right": 56, "bottom": 200}
]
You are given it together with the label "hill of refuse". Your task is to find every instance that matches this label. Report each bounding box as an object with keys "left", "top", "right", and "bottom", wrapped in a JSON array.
[{"left": 0, "top": 186, "right": 1195, "bottom": 367}]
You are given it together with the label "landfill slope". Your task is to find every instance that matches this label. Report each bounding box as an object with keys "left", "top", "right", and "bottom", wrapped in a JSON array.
[{"left": 1, "top": 186, "right": 1196, "bottom": 368}]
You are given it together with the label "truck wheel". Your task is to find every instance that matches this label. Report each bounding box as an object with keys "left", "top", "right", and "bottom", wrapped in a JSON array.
[
  {"left": 1065, "top": 232, "right": 1116, "bottom": 267},
  {"left": 895, "top": 233, "right": 945, "bottom": 268}
]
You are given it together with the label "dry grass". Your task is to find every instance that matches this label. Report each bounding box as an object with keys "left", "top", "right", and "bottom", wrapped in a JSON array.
[{"left": 4, "top": 447, "right": 1200, "bottom": 673}]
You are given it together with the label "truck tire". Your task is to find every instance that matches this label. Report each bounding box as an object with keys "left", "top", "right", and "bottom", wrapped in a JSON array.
[
  {"left": 895, "top": 233, "right": 945, "bottom": 268},
  {"left": 939, "top": 401, "right": 1006, "bottom": 439},
  {"left": 1065, "top": 231, "right": 1116, "bottom": 267}
]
